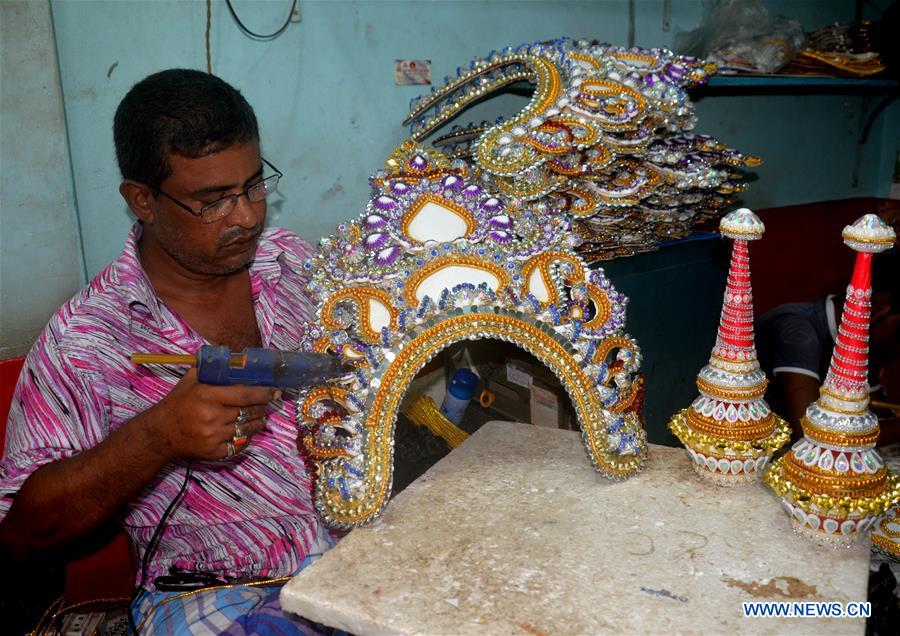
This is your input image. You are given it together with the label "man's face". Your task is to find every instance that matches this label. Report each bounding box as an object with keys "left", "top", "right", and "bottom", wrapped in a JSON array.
[{"left": 148, "top": 140, "right": 267, "bottom": 276}]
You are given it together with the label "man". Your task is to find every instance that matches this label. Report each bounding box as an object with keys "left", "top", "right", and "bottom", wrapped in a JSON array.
[{"left": 0, "top": 69, "right": 335, "bottom": 634}]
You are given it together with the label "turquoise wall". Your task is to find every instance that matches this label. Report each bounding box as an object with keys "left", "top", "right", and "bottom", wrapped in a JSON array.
[
  {"left": 0, "top": 1, "right": 83, "bottom": 357},
  {"left": 2, "top": 0, "right": 898, "bottom": 395},
  {"left": 45, "top": 0, "right": 895, "bottom": 277}
]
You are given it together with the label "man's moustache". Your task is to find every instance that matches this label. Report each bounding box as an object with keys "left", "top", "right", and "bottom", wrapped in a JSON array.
[{"left": 219, "top": 227, "right": 262, "bottom": 248}]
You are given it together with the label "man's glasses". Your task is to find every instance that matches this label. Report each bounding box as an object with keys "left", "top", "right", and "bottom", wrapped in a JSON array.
[{"left": 153, "top": 158, "right": 283, "bottom": 224}]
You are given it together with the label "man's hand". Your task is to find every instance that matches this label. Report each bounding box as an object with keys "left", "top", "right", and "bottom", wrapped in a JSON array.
[
  {"left": 146, "top": 368, "right": 281, "bottom": 462},
  {"left": 0, "top": 370, "right": 281, "bottom": 557}
]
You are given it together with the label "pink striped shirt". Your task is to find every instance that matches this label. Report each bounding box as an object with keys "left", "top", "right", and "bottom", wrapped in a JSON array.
[{"left": 1, "top": 223, "right": 330, "bottom": 587}]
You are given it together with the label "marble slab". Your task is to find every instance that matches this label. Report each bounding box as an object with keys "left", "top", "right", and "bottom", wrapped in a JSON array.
[{"left": 282, "top": 422, "right": 870, "bottom": 635}]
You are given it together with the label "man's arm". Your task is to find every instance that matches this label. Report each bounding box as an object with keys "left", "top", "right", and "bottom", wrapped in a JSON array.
[
  {"left": 0, "top": 369, "right": 278, "bottom": 559},
  {"left": 777, "top": 371, "right": 821, "bottom": 440}
]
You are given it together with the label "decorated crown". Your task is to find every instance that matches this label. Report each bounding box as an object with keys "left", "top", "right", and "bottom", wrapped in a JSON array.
[{"left": 291, "top": 39, "right": 757, "bottom": 529}]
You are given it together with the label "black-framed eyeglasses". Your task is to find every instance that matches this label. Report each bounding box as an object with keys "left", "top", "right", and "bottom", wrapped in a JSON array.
[{"left": 153, "top": 158, "right": 283, "bottom": 224}]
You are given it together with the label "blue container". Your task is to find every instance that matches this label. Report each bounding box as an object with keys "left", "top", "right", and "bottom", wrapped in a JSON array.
[{"left": 439, "top": 368, "right": 479, "bottom": 426}]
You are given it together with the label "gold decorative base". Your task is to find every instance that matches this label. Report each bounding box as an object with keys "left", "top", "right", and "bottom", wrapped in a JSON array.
[
  {"left": 765, "top": 458, "right": 900, "bottom": 548},
  {"left": 668, "top": 409, "right": 790, "bottom": 487}
]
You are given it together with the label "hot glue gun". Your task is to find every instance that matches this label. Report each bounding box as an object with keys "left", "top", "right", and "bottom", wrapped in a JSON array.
[{"left": 131, "top": 345, "right": 350, "bottom": 388}]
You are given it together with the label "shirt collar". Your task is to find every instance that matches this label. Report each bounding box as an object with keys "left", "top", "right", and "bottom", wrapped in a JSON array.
[
  {"left": 117, "top": 222, "right": 288, "bottom": 326},
  {"left": 251, "top": 228, "right": 286, "bottom": 287},
  {"left": 117, "top": 222, "right": 166, "bottom": 326}
]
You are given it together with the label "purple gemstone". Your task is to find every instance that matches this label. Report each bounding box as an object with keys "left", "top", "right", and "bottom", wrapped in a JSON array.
[
  {"left": 442, "top": 175, "right": 463, "bottom": 190},
  {"left": 480, "top": 197, "right": 503, "bottom": 212},
  {"left": 375, "top": 245, "right": 401, "bottom": 265},
  {"left": 364, "top": 214, "right": 387, "bottom": 230},
  {"left": 408, "top": 154, "right": 428, "bottom": 171},
  {"left": 667, "top": 64, "right": 685, "bottom": 77},
  {"left": 391, "top": 181, "right": 410, "bottom": 194},
  {"left": 488, "top": 214, "right": 512, "bottom": 229},
  {"left": 488, "top": 230, "right": 512, "bottom": 243},
  {"left": 373, "top": 195, "right": 397, "bottom": 211},
  {"left": 645, "top": 73, "right": 656, "bottom": 87},
  {"left": 365, "top": 232, "right": 388, "bottom": 250},
  {"left": 463, "top": 185, "right": 482, "bottom": 198}
]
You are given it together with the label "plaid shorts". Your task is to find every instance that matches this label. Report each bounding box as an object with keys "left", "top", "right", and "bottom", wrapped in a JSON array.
[{"left": 132, "top": 529, "right": 335, "bottom": 635}]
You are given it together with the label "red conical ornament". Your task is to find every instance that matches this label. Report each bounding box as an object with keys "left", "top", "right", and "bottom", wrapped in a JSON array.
[
  {"left": 766, "top": 214, "right": 900, "bottom": 547},
  {"left": 669, "top": 209, "right": 790, "bottom": 485}
]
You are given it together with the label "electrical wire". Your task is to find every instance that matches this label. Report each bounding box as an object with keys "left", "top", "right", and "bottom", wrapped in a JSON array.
[
  {"left": 127, "top": 463, "right": 193, "bottom": 634},
  {"left": 206, "top": 0, "right": 213, "bottom": 74},
  {"left": 225, "top": 0, "right": 297, "bottom": 40}
]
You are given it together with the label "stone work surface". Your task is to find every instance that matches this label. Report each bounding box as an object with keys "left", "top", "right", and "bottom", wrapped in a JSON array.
[{"left": 282, "top": 421, "right": 869, "bottom": 635}]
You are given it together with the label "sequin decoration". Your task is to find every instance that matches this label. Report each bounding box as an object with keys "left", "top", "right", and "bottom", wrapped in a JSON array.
[{"left": 411, "top": 38, "right": 759, "bottom": 262}]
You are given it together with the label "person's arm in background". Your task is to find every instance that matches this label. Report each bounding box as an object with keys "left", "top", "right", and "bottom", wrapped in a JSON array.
[
  {"left": 756, "top": 305, "right": 827, "bottom": 441},
  {"left": 777, "top": 372, "right": 821, "bottom": 439}
]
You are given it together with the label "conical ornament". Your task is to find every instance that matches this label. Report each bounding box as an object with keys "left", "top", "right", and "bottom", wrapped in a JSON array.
[
  {"left": 765, "top": 214, "right": 900, "bottom": 547},
  {"left": 669, "top": 208, "right": 790, "bottom": 485}
]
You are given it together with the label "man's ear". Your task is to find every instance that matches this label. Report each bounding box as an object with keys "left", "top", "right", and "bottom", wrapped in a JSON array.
[{"left": 119, "top": 180, "right": 156, "bottom": 223}]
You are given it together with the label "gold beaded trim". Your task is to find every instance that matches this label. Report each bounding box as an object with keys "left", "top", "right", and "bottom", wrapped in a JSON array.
[
  {"left": 377, "top": 140, "right": 457, "bottom": 183},
  {"left": 685, "top": 408, "right": 775, "bottom": 441},
  {"left": 801, "top": 417, "right": 879, "bottom": 447},
  {"left": 780, "top": 454, "right": 888, "bottom": 499},
  {"left": 564, "top": 187, "right": 599, "bottom": 216},
  {"left": 785, "top": 450, "right": 884, "bottom": 480},
  {"left": 592, "top": 336, "right": 635, "bottom": 364},
  {"left": 301, "top": 433, "right": 350, "bottom": 461},
  {"left": 610, "top": 51, "right": 660, "bottom": 67},
  {"left": 494, "top": 171, "right": 566, "bottom": 199},
  {"left": 521, "top": 252, "right": 586, "bottom": 308},
  {"left": 879, "top": 517, "right": 900, "bottom": 538},
  {"left": 696, "top": 377, "right": 767, "bottom": 400},
  {"left": 764, "top": 460, "right": 900, "bottom": 519},
  {"left": 582, "top": 283, "right": 612, "bottom": 330},
  {"left": 401, "top": 194, "right": 477, "bottom": 242},
  {"left": 320, "top": 312, "right": 645, "bottom": 526},
  {"left": 475, "top": 57, "right": 563, "bottom": 174},
  {"left": 300, "top": 387, "right": 352, "bottom": 424},
  {"left": 313, "top": 336, "right": 369, "bottom": 368},
  {"left": 322, "top": 287, "right": 398, "bottom": 343},
  {"left": 610, "top": 374, "right": 642, "bottom": 413},
  {"left": 818, "top": 386, "right": 868, "bottom": 413},
  {"left": 547, "top": 158, "right": 582, "bottom": 177},
  {"left": 840, "top": 230, "right": 895, "bottom": 246},
  {"left": 568, "top": 51, "right": 604, "bottom": 70},
  {"left": 872, "top": 532, "right": 900, "bottom": 557},
  {"left": 543, "top": 118, "right": 600, "bottom": 148},
  {"left": 403, "top": 255, "right": 510, "bottom": 308},
  {"left": 669, "top": 409, "right": 790, "bottom": 454},
  {"left": 577, "top": 80, "right": 648, "bottom": 131}
]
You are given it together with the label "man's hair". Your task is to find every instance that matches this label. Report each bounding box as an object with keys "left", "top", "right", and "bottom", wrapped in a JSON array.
[{"left": 113, "top": 69, "right": 259, "bottom": 188}]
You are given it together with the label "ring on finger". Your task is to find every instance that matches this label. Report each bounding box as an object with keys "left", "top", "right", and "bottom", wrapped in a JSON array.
[
  {"left": 232, "top": 424, "right": 249, "bottom": 450},
  {"left": 226, "top": 440, "right": 235, "bottom": 458},
  {"left": 235, "top": 407, "right": 249, "bottom": 426}
]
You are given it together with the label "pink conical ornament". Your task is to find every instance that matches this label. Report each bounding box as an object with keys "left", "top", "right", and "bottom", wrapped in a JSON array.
[
  {"left": 669, "top": 209, "right": 790, "bottom": 485},
  {"left": 766, "top": 214, "right": 900, "bottom": 547}
]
